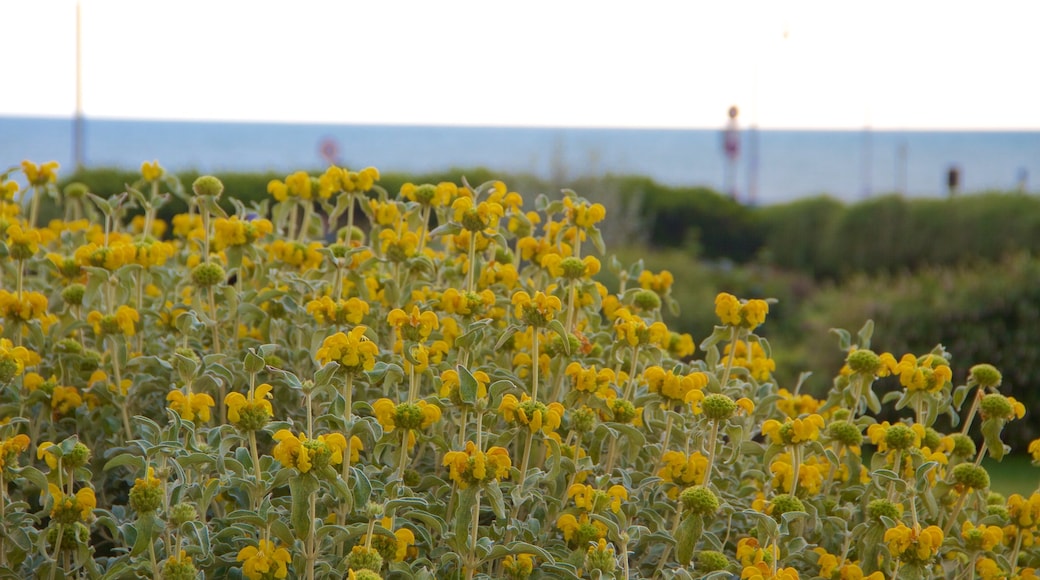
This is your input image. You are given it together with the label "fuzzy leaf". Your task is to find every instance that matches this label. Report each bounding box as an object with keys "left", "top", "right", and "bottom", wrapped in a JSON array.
[{"left": 675, "top": 514, "right": 703, "bottom": 565}]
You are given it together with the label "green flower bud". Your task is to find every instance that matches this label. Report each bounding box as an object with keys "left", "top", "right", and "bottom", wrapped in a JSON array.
[
  {"left": 129, "top": 479, "right": 164, "bottom": 513},
  {"left": 559, "top": 257, "right": 588, "bottom": 279},
  {"left": 609, "top": 398, "right": 638, "bottom": 424},
  {"left": 951, "top": 434, "right": 977, "bottom": 458},
  {"left": 987, "top": 505, "right": 1009, "bottom": 521},
  {"left": 161, "top": 556, "right": 198, "bottom": 580},
  {"left": 62, "top": 284, "right": 86, "bottom": 306},
  {"left": 633, "top": 290, "right": 662, "bottom": 311},
  {"left": 951, "top": 463, "right": 990, "bottom": 491},
  {"left": 831, "top": 408, "right": 852, "bottom": 421},
  {"left": 884, "top": 424, "right": 916, "bottom": 450},
  {"left": 47, "top": 521, "right": 90, "bottom": 549},
  {"left": 192, "top": 175, "right": 224, "bottom": 198},
  {"left": 770, "top": 494, "right": 805, "bottom": 520},
  {"left": 868, "top": 499, "right": 901, "bottom": 522},
  {"left": 980, "top": 393, "right": 1013, "bottom": 420},
  {"left": 680, "top": 485, "right": 719, "bottom": 516},
  {"left": 65, "top": 442, "right": 91, "bottom": 469},
  {"left": 168, "top": 503, "right": 198, "bottom": 527},
  {"left": 346, "top": 545, "right": 383, "bottom": 573},
  {"left": 494, "top": 246, "right": 513, "bottom": 264},
  {"left": 350, "top": 569, "right": 383, "bottom": 580},
  {"left": 584, "top": 540, "right": 616, "bottom": 575},
  {"left": 987, "top": 491, "right": 1005, "bottom": 506},
  {"left": 969, "top": 364, "right": 1002, "bottom": 388},
  {"left": 365, "top": 501, "right": 385, "bottom": 519},
  {"left": 394, "top": 403, "right": 425, "bottom": 430},
  {"left": 545, "top": 334, "right": 580, "bottom": 358},
  {"left": 701, "top": 394, "right": 737, "bottom": 421},
  {"left": 827, "top": 420, "right": 863, "bottom": 447},
  {"left": 235, "top": 405, "right": 270, "bottom": 432},
  {"left": 571, "top": 406, "right": 597, "bottom": 433},
  {"left": 56, "top": 338, "right": 83, "bottom": 356},
  {"left": 696, "top": 550, "right": 730, "bottom": 573},
  {"left": 190, "top": 262, "right": 225, "bottom": 288},
  {"left": 64, "top": 182, "right": 89, "bottom": 199},
  {"left": 922, "top": 427, "right": 942, "bottom": 451},
  {"left": 846, "top": 349, "right": 881, "bottom": 374}
]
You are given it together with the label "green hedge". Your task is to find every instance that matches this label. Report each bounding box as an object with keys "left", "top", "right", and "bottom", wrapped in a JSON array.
[{"left": 758, "top": 192, "right": 1040, "bottom": 278}]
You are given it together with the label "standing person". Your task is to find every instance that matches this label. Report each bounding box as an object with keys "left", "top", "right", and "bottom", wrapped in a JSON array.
[{"left": 722, "top": 106, "right": 741, "bottom": 201}]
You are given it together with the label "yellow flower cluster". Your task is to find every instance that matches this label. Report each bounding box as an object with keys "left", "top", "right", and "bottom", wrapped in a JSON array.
[
  {"left": 47, "top": 483, "right": 96, "bottom": 523},
  {"left": 225, "top": 383, "right": 274, "bottom": 431},
  {"left": 715, "top": 292, "right": 769, "bottom": 330},
  {"left": 643, "top": 366, "right": 707, "bottom": 405},
  {"left": 166, "top": 390, "right": 216, "bottom": 423},
  {"left": 884, "top": 522, "right": 944, "bottom": 564},
  {"left": 315, "top": 327, "right": 379, "bottom": 373},
  {"left": 237, "top": 539, "right": 292, "bottom": 580},
  {"left": 442, "top": 441, "right": 511, "bottom": 489},
  {"left": 272, "top": 430, "right": 351, "bottom": 473},
  {"left": 498, "top": 393, "right": 564, "bottom": 434},
  {"left": 761, "top": 414, "right": 825, "bottom": 446},
  {"left": 306, "top": 296, "right": 370, "bottom": 326}
]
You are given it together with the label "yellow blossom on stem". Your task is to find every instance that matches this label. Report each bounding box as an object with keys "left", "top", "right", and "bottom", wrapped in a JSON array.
[
  {"left": 237, "top": 539, "right": 292, "bottom": 580},
  {"left": 442, "top": 441, "right": 511, "bottom": 488},
  {"left": 166, "top": 390, "right": 215, "bottom": 423},
  {"left": 225, "top": 383, "right": 274, "bottom": 431},
  {"left": 315, "top": 327, "right": 379, "bottom": 373}
]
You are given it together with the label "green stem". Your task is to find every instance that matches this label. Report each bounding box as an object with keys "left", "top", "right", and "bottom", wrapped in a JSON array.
[
  {"left": 961, "top": 388, "right": 984, "bottom": 435},
  {"left": 531, "top": 330, "right": 541, "bottom": 403},
  {"left": 465, "top": 230, "right": 478, "bottom": 294},
  {"left": 465, "top": 490, "right": 482, "bottom": 580},
  {"left": 517, "top": 430, "right": 535, "bottom": 491},
  {"left": 297, "top": 200, "right": 313, "bottom": 242},
  {"left": 306, "top": 491, "right": 316, "bottom": 580},
  {"left": 703, "top": 419, "right": 721, "bottom": 487},
  {"left": 249, "top": 431, "right": 263, "bottom": 505},
  {"left": 720, "top": 327, "right": 739, "bottom": 387}
]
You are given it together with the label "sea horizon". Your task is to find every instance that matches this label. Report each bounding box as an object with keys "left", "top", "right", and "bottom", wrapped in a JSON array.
[{"left": 4, "top": 115, "right": 1039, "bottom": 204}]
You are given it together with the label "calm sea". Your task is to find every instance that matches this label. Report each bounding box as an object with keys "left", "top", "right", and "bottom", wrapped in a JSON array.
[{"left": 3, "top": 116, "right": 1038, "bottom": 205}]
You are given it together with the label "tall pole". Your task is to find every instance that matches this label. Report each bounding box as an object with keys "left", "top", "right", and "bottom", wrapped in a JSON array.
[{"left": 74, "top": 0, "right": 85, "bottom": 171}]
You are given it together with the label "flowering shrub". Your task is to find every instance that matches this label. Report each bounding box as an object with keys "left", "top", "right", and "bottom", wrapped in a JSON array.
[{"left": 0, "top": 159, "right": 1037, "bottom": 579}]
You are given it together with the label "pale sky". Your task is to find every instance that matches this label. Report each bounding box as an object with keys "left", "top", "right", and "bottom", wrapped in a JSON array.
[{"left": 2, "top": 0, "right": 1038, "bottom": 129}]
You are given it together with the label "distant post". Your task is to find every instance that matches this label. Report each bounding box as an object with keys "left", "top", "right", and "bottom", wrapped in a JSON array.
[
  {"left": 946, "top": 165, "right": 960, "bottom": 197},
  {"left": 722, "top": 106, "right": 740, "bottom": 201}
]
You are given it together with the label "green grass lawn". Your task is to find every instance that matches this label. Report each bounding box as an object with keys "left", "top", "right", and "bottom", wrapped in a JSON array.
[{"left": 985, "top": 455, "right": 1040, "bottom": 497}]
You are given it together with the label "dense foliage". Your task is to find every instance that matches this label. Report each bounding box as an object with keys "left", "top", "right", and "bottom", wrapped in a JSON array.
[{"left": 0, "top": 160, "right": 1037, "bottom": 579}]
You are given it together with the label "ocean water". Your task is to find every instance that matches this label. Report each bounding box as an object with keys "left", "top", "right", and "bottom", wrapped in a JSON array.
[{"left": 2, "top": 116, "right": 1038, "bottom": 205}]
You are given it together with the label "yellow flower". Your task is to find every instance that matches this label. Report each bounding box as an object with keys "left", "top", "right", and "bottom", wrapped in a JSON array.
[
  {"left": 166, "top": 390, "right": 215, "bottom": 423},
  {"left": 884, "top": 522, "right": 943, "bottom": 564},
  {"left": 315, "top": 326, "right": 379, "bottom": 373},
  {"left": 761, "top": 414, "right": 825, "bottom": 446},
  {"left": 272, "top": 430, "right": 349, "bottom": 474},
  {"left": 644, "top": 366, "right": 708, "bottom": 404},
  {"left": 715, "top": 292, "right": 769, "bottom": 330},
  {"left": 499, "top": 393, "right": 564, "bottom": 434},
  {"left": 225, "top": 383, "right": 274, "bottom": 431},
  {"left": 511, "top": 290, "right": 562, "bottom": 327},
  {"left": 657, "top": 450, "right": 708, "bottom": 486},
  {"left": 442, "top": 441, "right": 511, "bottom": 488},
  {"left": 237, "top": 539, "right": 292, "bottom": 580},
  {"left": 439, "top": 368, "right": 490, "bottom": 402},
  {"left": 51, "top": 385, "right": 83, "bottom": 416},
  {"left": 372, "top": 398, "right": 441, "bottom": 433},
  {"left": 387, "top": 306, "right": 440, "bottom": 343},
  {"left": 0, "top": 289, "right": 50, "bottom": 324},
  {"left": 22, "top": 160, "right": 59, "bottom": 186},
  {"left": 452, "top": 196, "right": 504, "bottom": 233},
  {"left": 0, "top": 433, "right": 30, "bottom": 472},
  {"left": 141, "top": 160, "right": 164, "bottom": 182},
  {"left": 47, "top": 483, "right": 96, "bottom": 523},
  {"left": 306, "top": 296, "right": 371, "bottom": 326}
]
